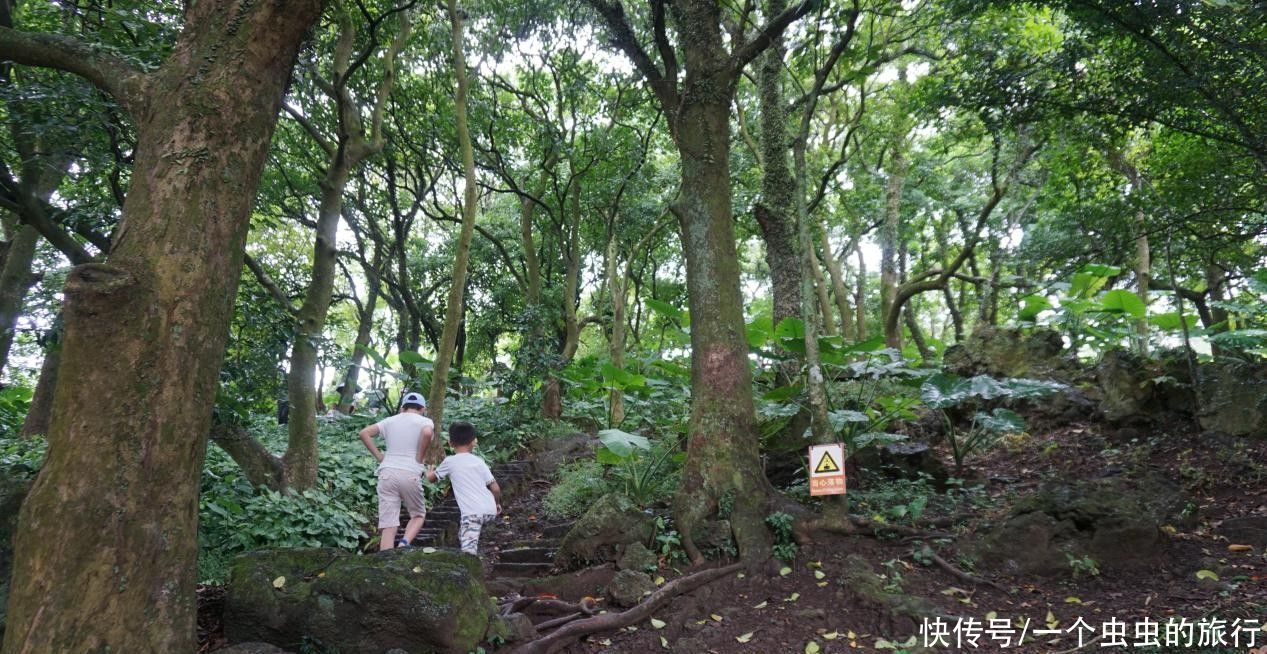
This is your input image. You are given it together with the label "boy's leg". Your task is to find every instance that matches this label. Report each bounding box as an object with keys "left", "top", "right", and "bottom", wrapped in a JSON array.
[{"left": 458, "top": 514, "right": 495, "bottom": 555}]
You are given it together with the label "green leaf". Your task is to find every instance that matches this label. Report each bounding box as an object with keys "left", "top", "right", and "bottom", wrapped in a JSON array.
[
  {"left": 762, "top": 384, "right": 803, "bottom": 402},
  {"left": 597, "top": 428, "right": 651, "bottom": 459},
  {"left": 1195, "top": 569, "right": 1219, "bottom": 581},
  {"left": 1100, "top": 289, "right": 1147, "bottom": 318},
  {"left": 398, "top": 350, "right": 427, "bottom": 365},
  {"left": 974, "top": 407, "right": 1025, "bottom": 434},
  {"left": 774, "top": 317, "right": 805, "bottom": 339},
  {"left": 1149, "top": 312, "right": 1199, "bottom": 331},
  {"left": 646, "top": 298, "right": 685, "bottom": 322},
  {"left": 1018, "top": 294, "right": 1051, "bottom": 321}
]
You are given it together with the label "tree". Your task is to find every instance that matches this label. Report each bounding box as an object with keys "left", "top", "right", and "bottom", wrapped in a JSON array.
[
  {"left": 585, "top": 0, "right": 812, "bottom": 562},
  {"left": 0, "top": 0, "right": 323, "bottom": 649}
]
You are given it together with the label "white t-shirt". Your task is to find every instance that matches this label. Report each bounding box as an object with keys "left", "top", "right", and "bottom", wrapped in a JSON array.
[
  {"left": 435, "top": 452, "right": 497, "bottom": 516},
  {"left": 375, "top": 412, "right": 433, "bottom": 475}
]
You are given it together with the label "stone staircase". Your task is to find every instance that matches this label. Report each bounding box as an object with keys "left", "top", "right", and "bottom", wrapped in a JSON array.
[{"left": 392, "top": 459, "right": 582, "bottom": 582}]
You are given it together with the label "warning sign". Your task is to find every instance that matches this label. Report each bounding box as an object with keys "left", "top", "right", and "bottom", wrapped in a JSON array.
[{"left": 809, "top": 443, "right": 847, "bottom": 496}]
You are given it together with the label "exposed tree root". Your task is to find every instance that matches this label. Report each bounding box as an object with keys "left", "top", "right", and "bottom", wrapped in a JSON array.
[
  {"left": 509, "top": 563, "right": 743, "bottom": 654},
  {"left": 851, "top": 515, "right": 953, "bottom": 540},
  {"left": 925, "top": 550, "right": 1008, "bottom": 594}
]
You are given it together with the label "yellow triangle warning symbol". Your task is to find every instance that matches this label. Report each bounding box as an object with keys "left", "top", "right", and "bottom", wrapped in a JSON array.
[{"left": 814, "top": 450, "right": 841, "bottom": 474}]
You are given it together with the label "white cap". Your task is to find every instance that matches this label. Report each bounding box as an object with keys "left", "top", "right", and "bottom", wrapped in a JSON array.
[{"left": 402, "top": 392, "right": 426, "bottom": 408}]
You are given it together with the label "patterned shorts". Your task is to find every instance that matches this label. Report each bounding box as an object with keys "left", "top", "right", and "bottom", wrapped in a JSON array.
[{"left": 458, "top": 514, "right": 496, "bottom": 555}]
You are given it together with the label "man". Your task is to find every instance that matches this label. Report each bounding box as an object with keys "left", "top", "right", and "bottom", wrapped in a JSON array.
[{"left": 358, "top": 391, "right": 434, "bottom": 550}]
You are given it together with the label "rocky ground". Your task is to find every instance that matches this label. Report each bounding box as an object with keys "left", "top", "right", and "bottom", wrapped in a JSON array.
[{"left": 199, "top": 334, "right": 1267, "bottom": 653}]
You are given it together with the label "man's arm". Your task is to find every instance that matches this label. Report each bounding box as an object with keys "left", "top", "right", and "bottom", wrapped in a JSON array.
[
  {"left": 358, "top": 424, "right": 383, "bottom": 463},
  {"left": 488, "top": 480, "right": 502, "bottom": 513},
  {"left": 415, "top": 423, "right": 433, "bottom": 464}
]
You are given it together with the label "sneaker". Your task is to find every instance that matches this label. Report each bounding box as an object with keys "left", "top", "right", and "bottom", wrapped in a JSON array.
[{"left": 396, "top": 539, "right": 411, "bottom": 548}]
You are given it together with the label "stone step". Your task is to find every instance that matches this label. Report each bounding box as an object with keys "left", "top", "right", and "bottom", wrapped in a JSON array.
[
  {"left": 497, "top": 547, "right": 556, "bottom": 564},
  {"left": 540, "top": 523, "right": 574, "bottom": 539},
  {"left": 491, "top": 561, "right": 555, "bottom": 577}
]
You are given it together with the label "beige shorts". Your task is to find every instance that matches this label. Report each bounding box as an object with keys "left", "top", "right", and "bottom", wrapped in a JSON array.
[{"left": 377, "top": 468, "right": 426, "bottom": 528}]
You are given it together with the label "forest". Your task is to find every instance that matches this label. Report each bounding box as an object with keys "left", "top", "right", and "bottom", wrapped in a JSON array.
[{"left": 0, "top": 0, "right": 1264, "bottom": 652}]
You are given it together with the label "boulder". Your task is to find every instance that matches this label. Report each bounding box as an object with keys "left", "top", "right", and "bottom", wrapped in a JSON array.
[
  {"left": 1197, "top": 361, "right": 1267, "bottom": 438},
  {"left": 1095, "top": 349, "right": 1196, "bottom": 424},
  {"left": 485, "top": 612, "right": 537, "bottom": 643},
  {"left": 1219, "top": 516, "right": 1267, "bottom": 548},
  {"left": 605, "top": 569, "right": 655, "bottom": 608},
  {"left": 554, "top": 494, "right": 654, "bottom": 570},
  {"left": 869, "top": 441, "right": 948, "bottom": 484},
  {"left": 616, "top": 542, "right": 657, "bottom": 572},
  {"left": 216, "top": 644, "right": 294, "bottom": 654},
  {"left": 943, "top": 326, "right": 1077, "bottom": 380},
  {"left": 224, "top": 547, "right": 492, "bottom": 654},
  {"left": 531, "top": 432, "right": 599, "bottom": 477},
  {"left": 838, "top": 554, "right": 939, "bottom": 634},
  {"left": 972, "top": 477, "right": 1183, "bottom": 577}
]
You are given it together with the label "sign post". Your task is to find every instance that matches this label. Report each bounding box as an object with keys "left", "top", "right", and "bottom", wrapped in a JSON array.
[{"left": 808, "top": 443, "right": 847, "bottom": 496}]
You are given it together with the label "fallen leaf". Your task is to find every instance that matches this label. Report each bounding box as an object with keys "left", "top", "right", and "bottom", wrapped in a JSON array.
[
  {"left": 736, "top": 632, "right": 755, "bottom": 643},
  {"left": 651, "top": 618, "right": 666, "bottom": 629},
  {"left": 1065, "top": 596, "right": 1082, "bottom": 604},
  {"left": 814, "top": 570, "right": 826, "bottom": 580},
  {"left": 779, "top": 566, "right": 793, "bottom": 576},
  {"left": 1046, "top": 609, "right": 1058, "bottom": 629},
  {"left": 1229, "top": 544, "right": 1253, "bottom": 552},
  {"left": 823, "top": 631, "right": 839, "bottom": 640},
  {"left": 805, "top": 641, "right": 821, "bottom": 654},
  {"left": 786, "top": 592, "right": 800, "bottom": 602},
  {"left": 598, "top": 639, "right": 611, "bottom": 646},
  {"left": 654, "top": 576, "right": 665, "bottom": 585},
  {"left": 421, "top": 547, "right": 437, "bottom": 554},
  {"left": 753, "top": 601, "right": 768, "bottom": 609},
  {"left": 808, "top": 560, "right": 823, "bottom": 568},
  {"left": 737, "top": 572, "right": 746, "bottom": 579},
  {"left": 272, "top": 576, "right": 286, "bottom": 589},
  {"left": 1196, "top": 569, "right": 1220, "bottom": 581},
  {"left": 710, "top": 614, "right": 723, "bottom": 622},
  {"left": 985, "top": 611, "right": 997, "bottom": 621},
  {"left": 817, "top": 581, "right": 829, "bottom": 587},
  {"left": 412, "top": 566, "right": 422, "bottom": 573},
  {"left": 660, "top": 636, "right": 669, "bottom": 649},
  {"left": 847, "top": 630, "right": 856, "bottom": 639}
]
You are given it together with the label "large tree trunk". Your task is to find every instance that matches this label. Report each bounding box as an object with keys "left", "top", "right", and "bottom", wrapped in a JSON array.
[
  {"left": 819, "top": 226, "right": 854, "bottom": 340},
  {"left": 285, "top": 167, "right": 349, "bottom": 489},
  {"left": 18, "top": 321, "right": 57, "bottom": 438},
  {"left": 807, "top": 247, "right": 836, "bottom": 336},
  {"left": 427, "top": 0, "right": 478, "bottom": 445},
  {"left": 0, "top": 2, "right": 323, "bottom": 651},
  {"left": 338, "top": 255, "right": 381, "bottom": 413},
  {"left": 752, "top": 6, "right": 801, "bottom": 335},
  {"left": 0, "top": 223, "right": 38, "bottom": 371},
  {"left": 606, "top": 236, "right": 627, "bottom": 426},
  {"left": 879, "top": 143, "right": 907, "bottom": 348}
]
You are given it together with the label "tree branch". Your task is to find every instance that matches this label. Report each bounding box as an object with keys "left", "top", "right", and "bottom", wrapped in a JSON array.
[
  {"left": 0, "top": 26, "right": 146, "bottom": 118},
  {"left": 244, "top": 254, "right": 300, "bottom": 316},
  {"left": 728, "top": 0, "right": 815, "bottom": 76}
]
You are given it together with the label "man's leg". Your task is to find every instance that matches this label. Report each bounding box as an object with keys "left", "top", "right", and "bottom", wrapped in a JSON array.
[
  {"left": 400, "top": 475, "right": 427, "bottom": 545},
  {"left": 380, "top": 526, "right": 398, "bottom": 551}
]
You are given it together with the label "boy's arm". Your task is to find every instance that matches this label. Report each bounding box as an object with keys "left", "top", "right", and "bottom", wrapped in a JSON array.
[
  {"left": 487, "top": 480, "right": 502, "bottom": 513},
  {"left": 358, "top": 424, "right": 383, "bottom": 463}
]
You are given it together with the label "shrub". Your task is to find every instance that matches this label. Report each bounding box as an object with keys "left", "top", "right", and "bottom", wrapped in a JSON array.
[{"left": 544, "top": 460, "right": 613, "bottom": 519}]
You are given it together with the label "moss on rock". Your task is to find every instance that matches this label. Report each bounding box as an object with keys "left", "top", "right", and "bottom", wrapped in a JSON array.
[
  {"left": 554, "top": 493, "right": 654, "bottom": 570},
  {"left": 225, "top": 547, "right": 492, "bottom": 653}
]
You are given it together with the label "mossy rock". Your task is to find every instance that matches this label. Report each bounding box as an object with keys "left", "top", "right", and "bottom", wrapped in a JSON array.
[
  {"left": 554, "top": 494, "right": 654, "bottom": 570},
  {"left": 616, "top": 541, "right": 657, "bottom": 572},
  {"left": 839, "top": 554, "right": 939, "bottom": 633},
  {"left": 943, "top": 326, "right": 1077, "bottom": 381},
  {"left": 1197, "top": 361, "right": 1267, "bottom": 438},
  {"left": 224, "top": 547, "right": 492, "bottom": 654},
  {"left": 972, "top": 477, "right": 1181, "bottom": 577},
  {"left": 605, "top": 569, "right": 655, "bottom": 608}
]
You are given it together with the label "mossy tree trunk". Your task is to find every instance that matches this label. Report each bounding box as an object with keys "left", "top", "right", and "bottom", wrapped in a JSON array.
[
  {"left": 588, "top": 0, "right": 812, "bottom": 563},
  {"left": 426, "top": 0, "right": 479, "bottom": 446},
  {"left": 0, "top": 1, "right": 323, "bottom": 650},
  {"left": 18, "top": 320, "right": 57, "bottom": 438},
  {"left": 879, "top": 139, "right": 907, "bottom": 348},
  {"left": 242, "top": 8, "right": 412, "bottom": 489}
]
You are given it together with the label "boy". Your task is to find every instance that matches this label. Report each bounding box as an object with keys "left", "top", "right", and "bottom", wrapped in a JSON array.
[
  {"left": 426, "top": 421, "right": 501, "bottom": 556},
  {"left": 358, "top": 391, "right": 433, "bottom": 551}
]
